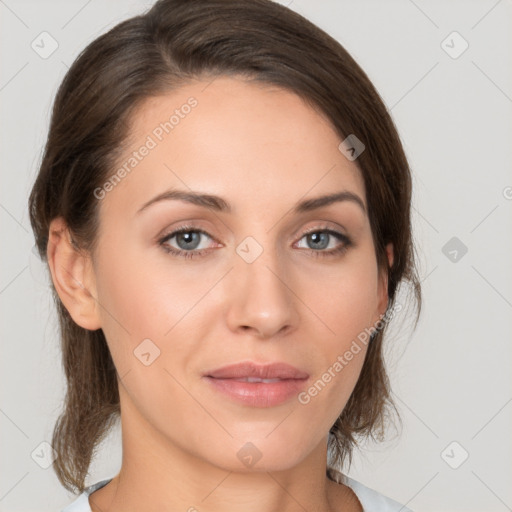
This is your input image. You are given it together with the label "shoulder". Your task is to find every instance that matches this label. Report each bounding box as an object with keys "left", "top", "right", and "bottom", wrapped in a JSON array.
[
  {"left": 327, "top": 466, "right": 413, "bottom": 512},
  {"left": 344, "top": 475, "right": 414, "bottom": 512},
  {"left": 61, "top": 479, "right": 113, "bottom": 512}
]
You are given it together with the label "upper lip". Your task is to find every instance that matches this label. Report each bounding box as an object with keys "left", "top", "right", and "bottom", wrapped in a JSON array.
[{"left": 205, "top": 362, "right": 309, "bottom": 380}]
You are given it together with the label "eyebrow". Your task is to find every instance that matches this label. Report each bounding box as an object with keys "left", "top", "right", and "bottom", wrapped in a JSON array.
[{"left": 136, "top": 189, "right": 366, "bottom": 216}]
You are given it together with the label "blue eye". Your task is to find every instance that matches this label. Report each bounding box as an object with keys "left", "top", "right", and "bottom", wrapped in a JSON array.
[
  {"left": 158, "top": 226, "right": 352, "bottom": 259},
  {"left": 295, "top": 229, "right": 352, "bottom": 257},
  {"left": 159, "top": 227, "right": 214, "bottom": 259}
]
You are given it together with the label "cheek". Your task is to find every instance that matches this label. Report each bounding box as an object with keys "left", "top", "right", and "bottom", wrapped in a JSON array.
[
  {"left": 92, "top": 241, "right": 162, "bottom": 368},
  {"left": 92, "top": 243, "right": 223, "bottom": 370},
  {"left": 296, "top": 305, "right": 370, "bottom": 437},
  {"left": 295, "top": 255, "right": 378, "bottom": 406},
  {"left": 305, "top": 255, "right": 380, "bottom": 344}
]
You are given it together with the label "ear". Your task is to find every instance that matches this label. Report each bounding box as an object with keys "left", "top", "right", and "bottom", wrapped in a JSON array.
[
  {"left": 46, "top": 217, "right": 102, "bottom": 330},
  {"left": 375, "top": 242, "right": 394, "bottom": 320}
]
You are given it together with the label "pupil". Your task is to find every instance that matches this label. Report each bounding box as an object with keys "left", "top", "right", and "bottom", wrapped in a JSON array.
[
  {"left": 177, "top": 232, "right": 199, "bottom": 250},
  {"left": 309, "top": 232, "right": 328, "bottom": 250}
]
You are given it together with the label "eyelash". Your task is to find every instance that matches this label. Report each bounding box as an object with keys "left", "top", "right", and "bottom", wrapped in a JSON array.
[{"left": 158, "top": 224, "right": 352, "bottom": 260}]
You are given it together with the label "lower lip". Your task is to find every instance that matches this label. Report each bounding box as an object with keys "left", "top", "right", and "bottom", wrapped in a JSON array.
[{"left": 203, "top": 376, "right": 308, "bottom": 407}]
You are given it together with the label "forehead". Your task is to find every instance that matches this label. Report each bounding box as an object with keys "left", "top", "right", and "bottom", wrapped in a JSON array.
[{"left": 103, "top": 76, "right": 366, "bottom": 217}]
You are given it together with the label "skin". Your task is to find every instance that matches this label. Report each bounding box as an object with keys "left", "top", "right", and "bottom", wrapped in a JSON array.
[{"left": 48, "top": 76, "right": 393, "bottom": 512}]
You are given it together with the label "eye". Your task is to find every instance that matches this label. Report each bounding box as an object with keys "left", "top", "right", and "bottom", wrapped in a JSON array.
[
  {"left": 158, "top": 226, "right": 217, "bottom": 259},
  {"left": 158, "top": 225, "right": 352, "bottom": 260},
  {"left": 295, "top": 228, "right": 352, "bottom": 257}
]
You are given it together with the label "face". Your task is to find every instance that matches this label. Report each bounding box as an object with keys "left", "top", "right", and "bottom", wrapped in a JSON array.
[{"left": 78, "top": 76, "right": 390, "bottom": 472}]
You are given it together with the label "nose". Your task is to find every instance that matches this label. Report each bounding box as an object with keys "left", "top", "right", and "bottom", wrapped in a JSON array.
[{"left": 225, "top": 246, "right": 300, "bottom": 339}]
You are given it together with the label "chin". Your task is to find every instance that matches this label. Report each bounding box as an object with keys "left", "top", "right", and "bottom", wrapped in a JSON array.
[{"left": 203, "top": 435, "right": 312, "bottom": 474}]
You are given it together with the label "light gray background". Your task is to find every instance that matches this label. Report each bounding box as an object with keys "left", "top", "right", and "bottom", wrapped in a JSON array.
[{"left": 1, "top": 1, "right": 511, "bottom": 511}]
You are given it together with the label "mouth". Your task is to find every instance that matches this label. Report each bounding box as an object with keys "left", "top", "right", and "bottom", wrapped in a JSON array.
[
  {"left": 204, "top": 361, "right": 310, "bottom": 380},
  {"left": 203, "top": 361, "right": 309, "bottom": 407},
  {"left": 227, "top": 377, "right": 286, "bottom": 383}
]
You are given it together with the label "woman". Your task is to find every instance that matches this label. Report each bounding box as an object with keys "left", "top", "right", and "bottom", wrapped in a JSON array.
[{"left": 28, "top": 0, "right": 422, "bottom": 511}]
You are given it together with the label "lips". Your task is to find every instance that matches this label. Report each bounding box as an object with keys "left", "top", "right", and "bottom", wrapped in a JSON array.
[
  {"left": 203, "top": 362, "right": 309, "bottom": 407},
  {"left": 204, "top": 361, "right": 310, "bottom": 380}
]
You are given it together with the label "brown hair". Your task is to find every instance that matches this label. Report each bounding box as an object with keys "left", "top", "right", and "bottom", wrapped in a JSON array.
[{"left": 28, "top": 0, "right": 421, "bottom": 494}]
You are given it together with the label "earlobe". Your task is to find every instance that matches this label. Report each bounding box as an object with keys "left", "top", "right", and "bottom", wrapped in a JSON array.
[
  {"left": 46, "top": 217, "right": 102, "bottom": 331},
  {"left": 386, "top": 242, "right": 394, "bottom": 269},
  {"left": 376, "top": 242, "right": 394, "bottom": 321}
]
